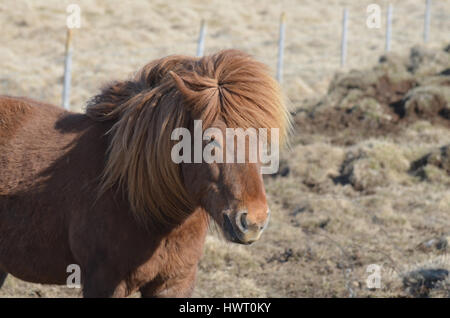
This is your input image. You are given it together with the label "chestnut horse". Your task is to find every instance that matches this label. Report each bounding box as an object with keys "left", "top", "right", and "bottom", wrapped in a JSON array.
[{"left": 0, "top": 50, "right": 289, "bottom": 297}]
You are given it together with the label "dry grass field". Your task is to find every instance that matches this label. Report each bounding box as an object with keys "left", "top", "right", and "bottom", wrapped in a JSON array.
[{"left": 0, "top": 0, "right": 449, "bottom": 297}]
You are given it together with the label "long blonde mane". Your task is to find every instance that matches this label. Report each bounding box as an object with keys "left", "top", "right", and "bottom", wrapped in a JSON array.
[{"left": 86, "top": 49, "right": 290, "bottom": 227}]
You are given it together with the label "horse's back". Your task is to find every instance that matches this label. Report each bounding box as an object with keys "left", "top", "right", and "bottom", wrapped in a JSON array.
[
  {"left": 0, "top": 95, "right": 66, "bottom": 143},
  {"left": 0, "top": 96, "right": 71, "bottom": 193},
  {"left": 0, "top": 96, "right": 36, "bottom": 141},
  {"left": 0, "top": 96, "right": 106, "bottom": 284}
]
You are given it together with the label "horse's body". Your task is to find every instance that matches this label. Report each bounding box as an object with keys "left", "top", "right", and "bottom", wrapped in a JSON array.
[
  {"left": 0, "top": 50, "right": 289, "bottom": 297},
  {"left": 0, "top": 97, "right": 207, "bottom": 296}
]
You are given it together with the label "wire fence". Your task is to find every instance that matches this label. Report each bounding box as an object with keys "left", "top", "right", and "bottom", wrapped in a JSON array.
[{"left": 20, "top": 1, "right": 450, "bottom": 109}]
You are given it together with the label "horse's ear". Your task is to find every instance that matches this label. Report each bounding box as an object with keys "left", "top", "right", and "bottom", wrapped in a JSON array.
[{"left": 169, "top": 71, "right": 191, "bottom": 99}]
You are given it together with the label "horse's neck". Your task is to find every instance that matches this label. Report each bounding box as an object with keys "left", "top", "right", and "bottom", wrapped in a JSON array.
[
  {"left": 168, "top": 208, "right": 208, "bottom": 236},
  {"left": 153, "top": 208, "right": 209, "bottom": 273},
  {"left": 163, "top": 208, "right": 209, "bottom": 247}
]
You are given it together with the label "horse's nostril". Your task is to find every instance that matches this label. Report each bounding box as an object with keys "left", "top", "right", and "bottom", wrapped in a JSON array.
[
  {"left": 235, "top": 211, "right": 248, "bottom": 233},
  {"left": 240, "top": 213, "right": 248, "bottom": 230}
]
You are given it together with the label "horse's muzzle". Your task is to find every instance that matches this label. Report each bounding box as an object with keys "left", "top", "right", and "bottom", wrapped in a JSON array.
[{"left": 223, "top": 209, "right": 270, "bottom": 245}]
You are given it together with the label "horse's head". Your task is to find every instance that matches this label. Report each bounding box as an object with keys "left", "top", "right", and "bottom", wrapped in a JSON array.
[
  {"left": 166, "top": 50, "right": 289, "bottom": 244},
  {"left": 88, "top": 50, "right": 289, "bottom": 241},
  {"left": 180, "top": 123, "right": 270, "bottom": 245}
]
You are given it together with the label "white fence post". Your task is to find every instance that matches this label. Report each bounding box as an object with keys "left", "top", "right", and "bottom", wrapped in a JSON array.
[
  {"left": 385, "top": 4, "right": 393, "bottom": 52},
  {"left": 196, "top": 20, "right": 206, "bottom": 57},
  {"left": 423, "top": 0, "right": 431, "bottom": 43},
  {"left": 276, "top": 12, "right": 286, "bottom": 83},
  {"left": 341, "top": 8, "right": 348, "bottom": 67},
  {"left": 62, "top": 28, "right": 73, "bottom": 110}
]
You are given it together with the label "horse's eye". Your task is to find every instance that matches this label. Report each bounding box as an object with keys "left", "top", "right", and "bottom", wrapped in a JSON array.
[
  {"left": 209, "top": 139, "right": 221, "bottom": 148},
  {"left": 206, "top": 135, "right": 221, "bottom": 148}
]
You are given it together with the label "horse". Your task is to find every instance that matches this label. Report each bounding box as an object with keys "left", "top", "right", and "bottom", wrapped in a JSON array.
[{"left": 0, "top": 49, "right": 290, "bottom": 297}]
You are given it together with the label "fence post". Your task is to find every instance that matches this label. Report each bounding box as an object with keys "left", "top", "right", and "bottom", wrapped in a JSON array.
[
  {"left": 385, "top": 4, "right": 393, "bottom": 52},
  {"left": 62, "top": 28, "right": 73, "bottom": 110},
  {"left": 341, "top": 8, "right": 348, "bottom": 67},
  {"left": 276, "top": 12, "right": 286, "bottom": 83},
  {"left": 423, "top": 0, "right": 431, "bottom": 43},
  {"left": 196, "top": 20, "right": 206, "bottom": 57}
]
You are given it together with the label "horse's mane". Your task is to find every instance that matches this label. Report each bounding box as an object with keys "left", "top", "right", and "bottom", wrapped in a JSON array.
[{"left": 86, "top": 49, "right": 290, "bottom": 227}]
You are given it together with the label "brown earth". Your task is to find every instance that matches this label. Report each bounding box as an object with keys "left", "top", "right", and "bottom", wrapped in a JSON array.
[{"left": 293, "top": 45, "right": 450, "bottom": 145}]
